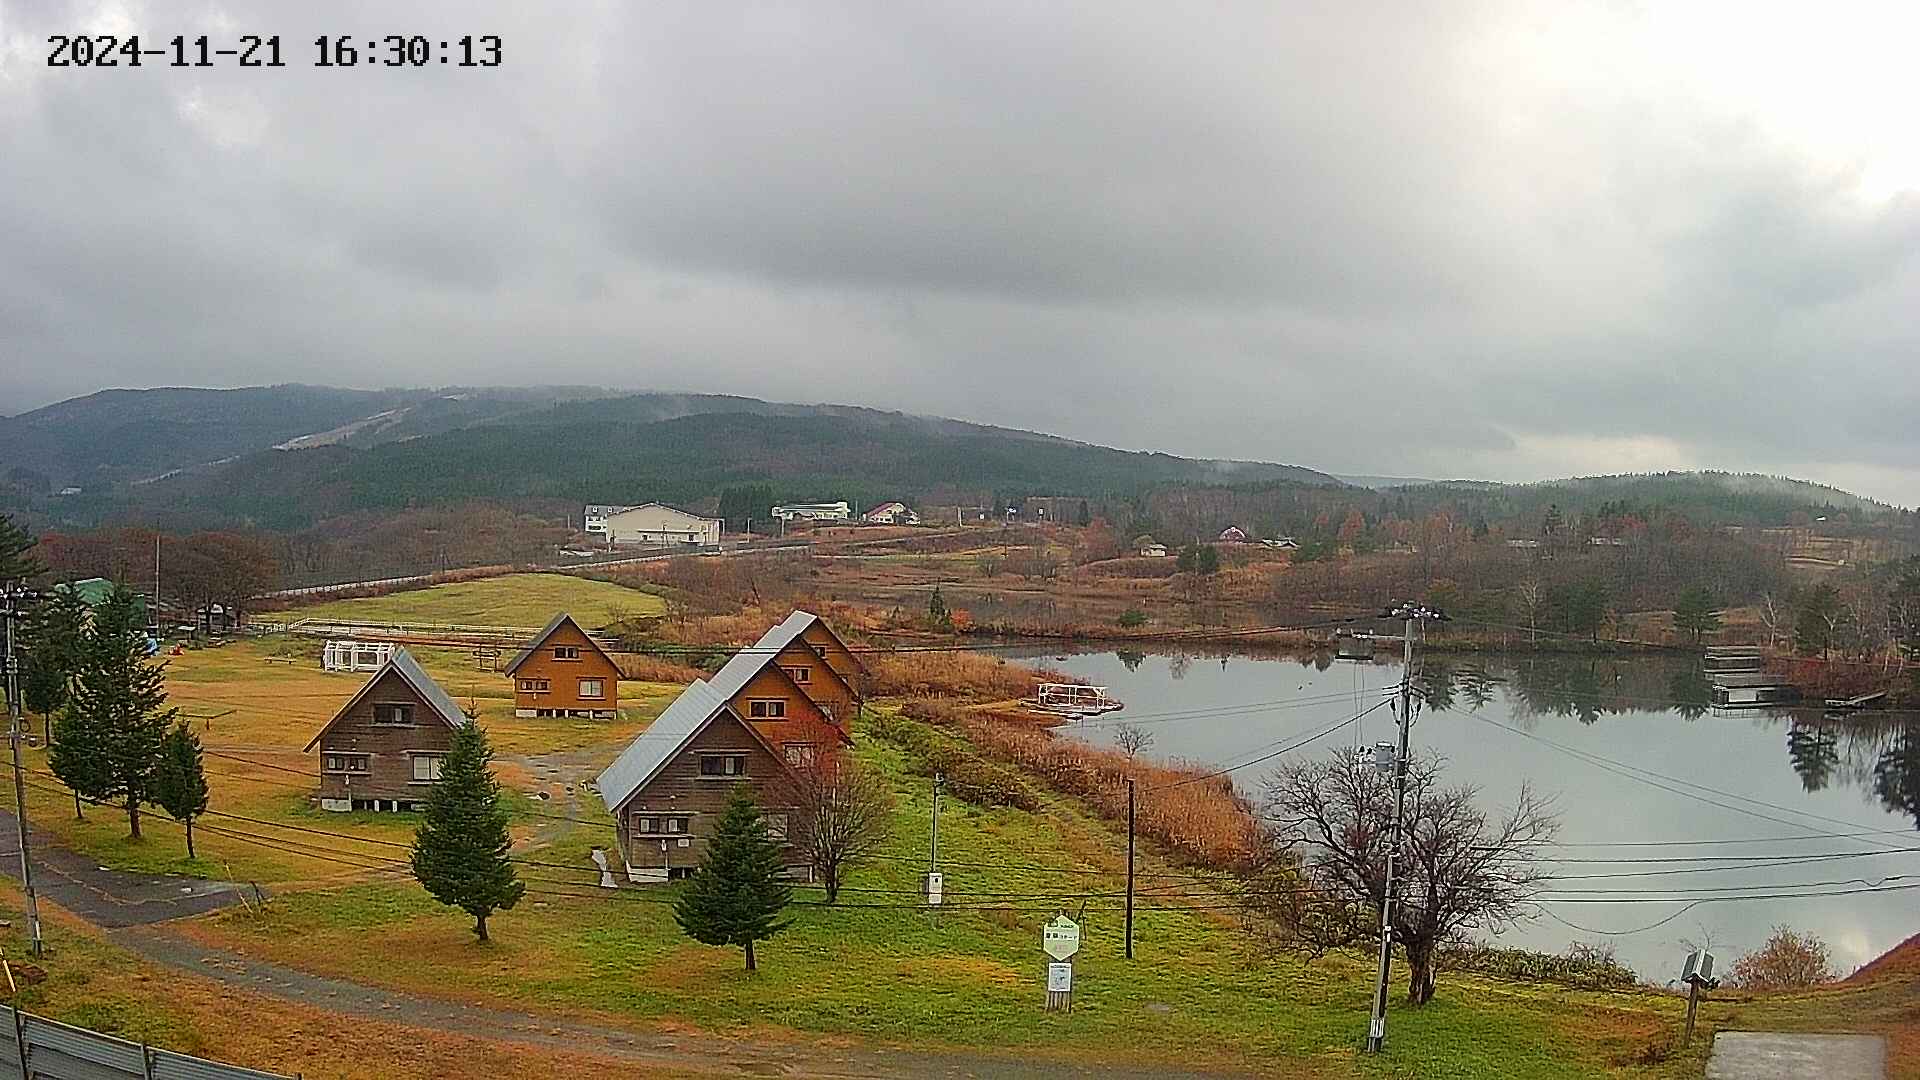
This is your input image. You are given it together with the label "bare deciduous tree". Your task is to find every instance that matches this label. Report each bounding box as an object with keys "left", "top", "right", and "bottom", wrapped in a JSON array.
[
  {"left": 781, "top": 754, "right": 895, "bottom": 904},
  {"left": 1114, "top": 723, "right": 1154, "bottom": 761},
  {"left": 1514, "top": 578, "right": 1543, "bottom": 646},
  {"left": 1248, "top": 749, "right": 1557, "bottom": 1004}
]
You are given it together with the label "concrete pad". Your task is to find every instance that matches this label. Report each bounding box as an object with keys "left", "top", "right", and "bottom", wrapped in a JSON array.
[{"left": 1708, "top": 1032, "right": 1885, "bottom": 1080}]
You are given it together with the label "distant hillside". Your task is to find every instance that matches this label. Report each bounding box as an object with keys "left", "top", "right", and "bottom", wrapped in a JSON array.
[
  {"left": 1386, "top": 471, "right": 1896, "bottom": 527},
  {"left": 153, "top": 404, "right": 1344, "bottom": 529},
  {"left": 0, "top": 384, "right": 612, "bottom": 490}
]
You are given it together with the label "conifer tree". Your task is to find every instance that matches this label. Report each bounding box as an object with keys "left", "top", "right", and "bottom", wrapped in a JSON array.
[
  {"left": 673, "top": 786, "right": 793, "bottom": 970},
  {"left": 410, "top": 721, "right": 523, "bottom": 942},
  {"left": 154, "top": 722, "right": 210, "bottom": 858},
  {"left": 65, "top": 584, "right": 174, "bottom": 837},
  {"left": 0, "top": 513, "right": 42, "bottom": 581},
  {"left": 24, "top": 589, "right": 88, "bottom": 748}
]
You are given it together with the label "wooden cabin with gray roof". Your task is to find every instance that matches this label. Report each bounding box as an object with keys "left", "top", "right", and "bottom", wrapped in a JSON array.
[
  {"left": 305, "top": 647, "right": 470, "bottom": 812},
  {"left": 593, "top": 610, "right": 864, "bottom": 882}
]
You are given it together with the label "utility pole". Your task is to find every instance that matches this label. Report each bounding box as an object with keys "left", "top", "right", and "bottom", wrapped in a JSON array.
[
  {"left": 924, "top": 771, "right": 944, "bottom": 906},
  {"left": 1, "top": 583, "right": 43, "bottom": 958},
  {"left": 1365, "top": 600, "right": 1446, "bottom": 1054},
  {"left": 1124, "top": 777, "right": 1135, "bottom": 960}
]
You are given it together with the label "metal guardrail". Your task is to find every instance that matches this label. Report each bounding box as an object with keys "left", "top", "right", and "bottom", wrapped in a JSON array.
[{"left": 0, "top": 1004, "right": 293, "bottom": 1080}]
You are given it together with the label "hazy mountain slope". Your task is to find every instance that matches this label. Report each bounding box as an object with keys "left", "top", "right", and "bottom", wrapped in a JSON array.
[
  {"left": 0, "top": 385, "right": 410, "bottom": 486},
  {"left": 160, "top": 408, "right": 1345, "bottom": 529},
  {"left": 1388, "top": 471, "right": 1894, "bottom": 526}
]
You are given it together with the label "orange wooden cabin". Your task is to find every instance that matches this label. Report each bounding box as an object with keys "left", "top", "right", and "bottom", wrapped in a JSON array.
[{"left": 505, "top": 613, "right": 621, "bottom": 719}]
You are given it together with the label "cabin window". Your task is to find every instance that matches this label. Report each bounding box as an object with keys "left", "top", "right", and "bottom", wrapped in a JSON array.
[
  {"left": 760, "top": 813, "right": 788, "bottom": 841},
  {"left": 747, "top": 699, "right": 786, "bottom": 719},
  {"left": 783, "top": 743, "right": 816, "bottom": 767},
  {"left": 411, "top": 754, "right": 444, "bottom": 782},
  {"left": 578, "top": 678, "right": 605, "bottom": 699},
  {"left": 631, "top": 814, "right": 690, "bottom": 836},
  {"left": 323, "top": 753, "right": 369, "bottom": 773},
  {"left": 782, "top": 666, "right": 810, "bottom": 684},
  {"left": 372, "top": 703, "right": 414, "bottom": 727},
  {"left": 552, "top": 645, "right": 581, "bottom": 661},
  {"left": 698, "top": 753, "right": 747, "bottom": 778},
  {"left": 519, "top": 678, "right": 550, "bottom": 693}
]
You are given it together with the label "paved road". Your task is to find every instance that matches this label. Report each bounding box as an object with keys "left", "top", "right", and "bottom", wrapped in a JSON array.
[
  {"left": 1708, "top": 1032, "right": 1886, "bottom": 1080},
  {"left": 0, "top": 808, "right": 251, "bottom": 927}
]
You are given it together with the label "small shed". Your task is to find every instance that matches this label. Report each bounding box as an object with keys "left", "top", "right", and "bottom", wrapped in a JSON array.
[{"left": 1218, "top": 526, "right": 1249, "bottom": 543}]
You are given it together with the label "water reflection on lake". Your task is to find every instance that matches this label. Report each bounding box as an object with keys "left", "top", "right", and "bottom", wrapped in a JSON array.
[{"left": 1027, "top": 646, "right": 1920, "bottom": 980}]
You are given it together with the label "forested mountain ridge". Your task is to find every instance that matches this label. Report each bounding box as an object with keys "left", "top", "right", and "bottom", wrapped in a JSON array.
[
  {"left": 148, "top": 408, "right": 1345, "bottom": 530},
  {"left": 3, "top": 385, "right": 1904, "bottom": 537},
  {"left": 0, "top": 384, "right": 608, "bottom": 490}
]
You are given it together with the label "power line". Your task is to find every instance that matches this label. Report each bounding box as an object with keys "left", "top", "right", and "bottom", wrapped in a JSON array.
[{"left": 1147, "top": 698, "right": 1394, "bottom": 793}]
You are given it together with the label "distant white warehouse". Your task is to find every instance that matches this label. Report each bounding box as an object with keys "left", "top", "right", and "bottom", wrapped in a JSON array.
[
  {"left": 771, "top": 501, "right": 851, "bottom": 522},
  {"left": 603, "top": 503, "right": 722, "bottom": 546},
  {"left": 583, "top": 504, "right": 635, "bottom": 537}
]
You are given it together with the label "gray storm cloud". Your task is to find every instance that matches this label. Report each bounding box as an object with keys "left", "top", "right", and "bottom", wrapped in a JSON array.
[{"left": 1, "top": 0, "right": 1916, "bottom": 501}]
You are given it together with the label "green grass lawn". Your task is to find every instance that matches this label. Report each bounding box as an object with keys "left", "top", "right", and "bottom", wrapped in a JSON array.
[
  {"left": 287, "top": 572, "right": 664, "bottom": 629},
  {"left": 180, "top": 720, "right": 1703, "bottom": 1079}
]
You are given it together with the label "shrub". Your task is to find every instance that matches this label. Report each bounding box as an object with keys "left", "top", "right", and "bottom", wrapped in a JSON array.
[
  {"left": 1730, "top": 926, "right": 1836, "bottom": 989},
  {"left": 1117, "top": 608, "right": 1149, "bottom": 629},
  {"left": 1437, "top": 941, "right": 1638, "bottom": 990}
]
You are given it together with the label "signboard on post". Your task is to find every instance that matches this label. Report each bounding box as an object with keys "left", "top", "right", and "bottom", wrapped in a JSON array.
[
  {"left": 924, "top": 871, "right": 943, "bottom": 907},
  {"left": 1047, "top": 962, "right": 1073, "bottom": 993},
  {"left": 1042, "top": 916, "right": 1081, "bottom": 961}
]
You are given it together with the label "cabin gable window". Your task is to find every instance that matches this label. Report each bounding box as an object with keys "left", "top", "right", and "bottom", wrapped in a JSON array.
[
  {"left": 323, "top": 752, "right": 370, "bottom": 774},
  {"left": 782, "top": 743, "right": 816, "bottom": 767},
  {"left": 371, "top": 702, "right": 415, "bottom": 727},
  {"left": 697, "top": 753, "right": 748, "bottom": 778},
  {"left": 552, "top": 645, "right": 581, "bottom": 661},
  {"left": 781, "top": 665, "right": 810, "bottom": 684},
  {"left": 518, "top": 678, "right": 550, "bottom": 693},
  {"left": 746, "top": 699, "right": 786, "bottom": 719}
]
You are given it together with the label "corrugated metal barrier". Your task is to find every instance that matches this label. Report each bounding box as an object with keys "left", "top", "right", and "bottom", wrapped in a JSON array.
[{"left": 0, "top": 1006, "right": 292, "bottom": 1080}]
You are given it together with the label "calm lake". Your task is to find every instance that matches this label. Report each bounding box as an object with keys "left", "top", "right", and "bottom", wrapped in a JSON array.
[{"left": 1023, "top": 646, "right": 1920, "bottom": 981}]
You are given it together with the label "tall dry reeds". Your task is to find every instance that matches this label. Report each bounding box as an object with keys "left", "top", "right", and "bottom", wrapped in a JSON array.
[
  {"left": 899, "top": 699, "right": 1258, "bottom": 872},
  {"left": 864, "top": 652, "right": 1070, "bottom": 700}
]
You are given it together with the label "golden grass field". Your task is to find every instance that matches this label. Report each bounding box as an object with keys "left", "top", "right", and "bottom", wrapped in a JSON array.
[{"left": 286, "top": 572, "right": 665, "bottom": 628}]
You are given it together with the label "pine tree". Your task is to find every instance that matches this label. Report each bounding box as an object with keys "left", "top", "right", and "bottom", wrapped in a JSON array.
[
  {"left": 410, "top": 721, "right": 523, "bottom": 942},
  {"left": 0, "top": 513, "right": 43, "bottom": 581},
  {"left": 65, "top": 584, "right": 174, "bottom": 837},
  {"left": 673, "top": 786, "right": 793, "bottom": 970},
  {"left": 1195, "top": 544, "right": 1221, "bottom": 575},
  {"left": 1671, "top": 586, "right": 1723, "bottom": 645},
  {"left": 153, "top": 723, "right": 210, "bottom": 859},
  {"left": 927, "top": 586, "right": 949, "bottom": 629},
  {"left": 24, "top": 589, "right": 87, "bottom": 748}
]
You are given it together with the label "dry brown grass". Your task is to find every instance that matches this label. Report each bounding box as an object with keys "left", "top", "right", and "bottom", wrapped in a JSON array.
[
  {"left": 896, "top": 701, "right": 1258, "bottom": 871},
  {"left": 612, "top": 653, "right": 710, "bottom": 683},
  {"left": 865, "top": 651, "right": 1066, "bottom": 700}
]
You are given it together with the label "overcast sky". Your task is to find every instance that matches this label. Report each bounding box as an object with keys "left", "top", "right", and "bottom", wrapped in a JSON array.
[{"left": 3, "top": 1, "right": 1917, "bottom": 503}]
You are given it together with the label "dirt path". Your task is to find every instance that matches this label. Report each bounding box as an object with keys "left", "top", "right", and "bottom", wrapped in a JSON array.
[
  {"left": 0, "top": 808, "right": 250, "bottom": 927},
  {"left": 4, "top": 806, "right": 1252, "bottom": 1078},
  {"left": 113, "top": 926, "right": 1254, "bottom": 1079}
]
